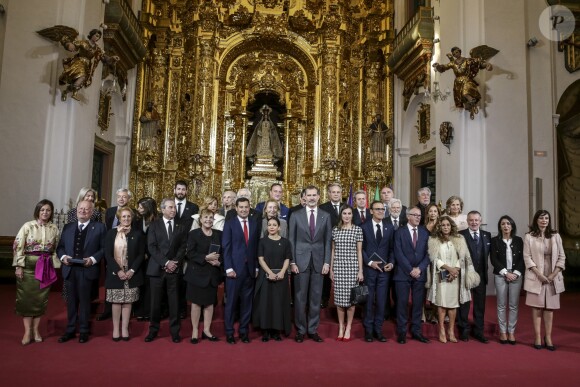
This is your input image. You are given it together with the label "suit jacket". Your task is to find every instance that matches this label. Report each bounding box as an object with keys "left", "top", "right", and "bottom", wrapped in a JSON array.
[
  {"left": 288, "top": 207, "right": 332, "bottom": 273},
  {"left": 353, "top": 208, "right": 372, "bottom": 226},
  {"left": 490, "top": 235, "right": 525, "bottom": 276},
  {"left": 287, "top": 204, "right": 304, "bottom": 223},
  {"left": 146, "top": 218, "right": 187, "bottom": 277},
  {"left": 386, "top": 205, "right": 407, "bottom": 220},
  {"left": 104, "top": 228, "right": 145, "bottom": 288},
  {"left": 223, "top": 217, "right": 259, "bottom": 274},
  {"left": 523, "top": 233, "right": 566, "bottom": 295},
  {"left": 460, "top": 228, "right": 491, "bottom": 285},
  {"left": 255, "top": 201, "right": 290, "bottom": 220},
  {"left": 175, "top": 200, "right": 199, "bottom": 228},
  {"left": 225, "top": 207, "right": 262, "bottom": 225},
  {"left": 392, "top": 225, "right": 430, "bottom": 282},
  {"left": 105, "top": 206, "right": 118, "bottom": 230},
  {"left": 319, "top": 201, "right": 343, "bottom": 227},
  {"left": 185, "top": 228, "right": 223, "bottom": 288},
  {"left": 361, "top": 219, "right": 394, "bottom": 266},
  {"left": 385, "top": 215, "right": 407, "bottom": 230},
  {"left": 57, "top": 220, "right": 107, "bottom": 281}
]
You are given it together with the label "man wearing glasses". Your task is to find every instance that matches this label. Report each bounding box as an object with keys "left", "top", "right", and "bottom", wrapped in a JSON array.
[{"left": 393, "top": 207, "right": 430, "bottom": 344}]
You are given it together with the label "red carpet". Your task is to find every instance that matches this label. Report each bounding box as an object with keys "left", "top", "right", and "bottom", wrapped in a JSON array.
[{"left": 1, "top": 285, "right": 579, "bottom": 386}]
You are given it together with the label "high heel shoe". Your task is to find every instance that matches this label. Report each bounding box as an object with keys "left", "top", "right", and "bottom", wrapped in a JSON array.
[
  {"left": 544, "top": 336, "right": 556, "bottom": 351},
  {"left": 533, "top": 339, "right": 543, "bottom": 350},
  {"left": 202, "top": 332, "right": 219, "bottom": 341},
  {"left": 112, "top": 336, "right": 121, "bottom": 342},
  {"left": 33, "top": 333, "right": 43, "bottom": 343},
  {"left": 122, "top": 336, "right": 130, "bottom": 342},
  {"left": 343, "top": 329, "right": 351, "bottom": 342},
  {"left": 337, "top": 326, "right": 345, "bottom": 341}
]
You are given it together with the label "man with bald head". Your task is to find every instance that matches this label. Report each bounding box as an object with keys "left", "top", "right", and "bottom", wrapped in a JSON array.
[{"left": 57, "top": 200, "right": 107, "bottom": 343}]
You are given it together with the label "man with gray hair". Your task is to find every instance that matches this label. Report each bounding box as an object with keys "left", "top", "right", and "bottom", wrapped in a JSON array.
[{"left": 415, "top": 187, "right": 432, "bottom": 225}]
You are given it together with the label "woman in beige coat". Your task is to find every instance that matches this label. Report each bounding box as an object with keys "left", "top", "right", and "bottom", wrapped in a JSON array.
[{"left": 523, "top": 210, "right": 566, "bottom": 351}]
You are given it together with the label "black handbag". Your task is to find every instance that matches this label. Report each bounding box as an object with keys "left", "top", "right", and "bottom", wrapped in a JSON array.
[{"left": 350, "top": 283, "right": 369, "bottom": 305}]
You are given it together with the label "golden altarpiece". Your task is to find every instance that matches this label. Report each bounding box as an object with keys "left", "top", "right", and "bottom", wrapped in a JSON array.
[{"left": 130, "top": 0, "right": 396, "bottom": 205}]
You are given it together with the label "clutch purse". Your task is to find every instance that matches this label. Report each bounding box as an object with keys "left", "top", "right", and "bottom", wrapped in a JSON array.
[
  {"left": 350, "top": 283, "right": 369, "bottom": 305},
  {"left": 439, "top": 269, "right": 449, "bottom": 282}
]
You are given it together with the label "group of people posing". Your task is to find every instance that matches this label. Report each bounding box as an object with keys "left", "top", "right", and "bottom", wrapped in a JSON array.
[{"left": 13, "top": 182, "right": 566, "bottom": 350}]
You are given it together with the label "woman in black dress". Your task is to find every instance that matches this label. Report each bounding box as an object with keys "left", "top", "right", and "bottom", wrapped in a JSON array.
[
  {"left": 104, "top": 207, "right": 145, "bottom": 341},
  {"left": 185, "top": 209, "right": 222, "bottom": 344},
  {"left": 253, "top": 217, "right": 292, "bottom": 341}
]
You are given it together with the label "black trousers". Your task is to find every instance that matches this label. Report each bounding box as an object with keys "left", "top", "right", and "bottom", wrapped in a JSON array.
[
  {"left": 65, "top": 267, "right": 93, "bottom": 334},
  {"left": 458, "top": 278, "right": 486, "bottom": 336},
  {"left": 149, "top": 272, "right": 180, "bottom": 338}
]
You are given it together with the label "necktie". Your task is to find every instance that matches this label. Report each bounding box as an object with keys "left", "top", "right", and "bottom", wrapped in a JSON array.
[
  {"left": 78, "top": 224, "right": 84, "bottom": 233},
  {"left": 361, "top": 210, "right": 365, "bottom": 223},
  {"left": 334, "top": 205, "right": 339, "bottom": 215},
  {"left": 243, "top": 220, "right": 249, "bottom": 245},
  {"left": 167, "top": 220, "right": 173, "bottom": 239},
  {"left": 473, "top": 232, "right": 479, "bottom": 244},
  {"left": 412, "top": 228, "right": 417, "bottom": 248},
  {"left": 393, "top": 219, "right": 398, "bottom": 229},
  {"left": 309, "top": 210, "right": 315, "bottom": 239},
  {"left": 112, "top": 216, "right": 118, "bottom": 228},
  {"left": 177, "top": 202, "right": 182, "bottom": 219},
  {"left": 376, "top": 224, "right": 382, "bottom": 244}
]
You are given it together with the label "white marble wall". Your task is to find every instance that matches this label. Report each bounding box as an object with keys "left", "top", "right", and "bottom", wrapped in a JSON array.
[{"left": 0, "top": 0, "right": 135, "bottom": 235}]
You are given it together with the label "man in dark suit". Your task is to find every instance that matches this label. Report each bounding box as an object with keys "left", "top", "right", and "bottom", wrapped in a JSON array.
[
  {"left": 353, "top": 190, "right": 371, "bottom": 226},
  {"left": 99, "top": 188, "right": 133, "bottom": 321},
  {"left": 173, "top": 180, "right": 199, "bottom": 229},
  {"left": 145, "top": 198, "right": 187, "bottom": 343},
  {"left": 57, "top": 200, "right": 106, "bottom": 343},
  {"left": 318, "top": 182, "right": 343, "bottom": 308},
  {"left": 173, "top": 180, "right": 199, "bottom": 318},
  {"left": 458, "top": 210, "right": 491, "bottom": 343},
  {"left": 383, "top": 197, "right": 406, "bottom": 320},
  {"left": 361, "top": 200, "right": 394, "bottom": 342},
  {"left": 223, "top": 197, "right": 260, "bottom": 344},
  {"left": 287, "top": 188, "right": 306, "bottom": 222},
  {"left": 289, "top": 185, "right": 332, "bottom": 343},
  {"left": 393, "top": 207, "right": 430, "bottom": 344},
  {"left": 255, "top": 183, "right": 289, "bottom": 220}
]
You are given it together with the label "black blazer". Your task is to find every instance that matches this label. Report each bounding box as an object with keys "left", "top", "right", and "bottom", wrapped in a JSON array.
[
  {"left": 459, "top": 228, "right": 491, "bottom": 285},
  {"left": 184, "top": 228, "right": 223, "bottom": 288},
  {"left": 490, "top": 235, "right": 525, "bottom": 276},
  {"left": 319, "top": 201, "right": 343, "bottom": 227},
  {"left": 104, "top": 228, "right": 145, "bottom": 289},
  {"left": 353, "top": 208, "right": 372, "bottom": 226},
  {"left": 146, "top": 218, "right": 187, "bottom": 277},
  {"left": 175, "top": 200, "right": 199, "bottom": 228}
]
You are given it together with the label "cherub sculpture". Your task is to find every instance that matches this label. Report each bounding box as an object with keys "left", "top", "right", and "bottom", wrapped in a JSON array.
[
  {"left": 37, "top": 26, "right": 119, "bottom": 101},
  {"left": 433, "top": 45, "right": 498, "bottom": 119}
]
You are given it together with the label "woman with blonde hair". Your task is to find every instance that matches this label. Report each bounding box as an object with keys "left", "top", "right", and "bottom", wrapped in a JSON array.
[
  {"left": 191, "top": 196, "right": 225, "bottom": 231},
  {"left": 261, "top": 199, "right": 288, "bottom": 238},
  {"left": 67, "top": 187, "right": 102, "bottom": 223},
  {"left": 445, "top": 195, "right": 467, "bottom": 231}
]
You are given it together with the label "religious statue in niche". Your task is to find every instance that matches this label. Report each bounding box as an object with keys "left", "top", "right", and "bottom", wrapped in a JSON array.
[
  {"left": 367, "top": 113, "right": 389, "bottom": 161},
  {"left": 36, "top": 26, "right": 119, "bottom": 101},
  {"left": 432, "top": 45, "right": 498, "bottom": 119},
  {"left": 246, "top": 104, "right": 284, "bottom": 162},
  {"left": 139, "top": 101, "right": 162, "bottom": 150}
]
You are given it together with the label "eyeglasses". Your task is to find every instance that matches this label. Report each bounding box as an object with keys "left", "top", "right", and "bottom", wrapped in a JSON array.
[
  {"left": 408, "top": 213, "right": 422, "bottom": 218},
  {"left": 371, "top": 208, "right": 386, "bottom": 211}
]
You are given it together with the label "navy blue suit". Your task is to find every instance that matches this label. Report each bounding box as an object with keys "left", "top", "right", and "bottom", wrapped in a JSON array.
[
  {"left": 223, "top": 216, "right": 259, "bottom": 336},
  {"left": 353, "top": 208, "right": 372, "bottom": 226},
  {"left": 393, "top": 225, "right": 430, "bottom": 336},
  {"left": 57, "top": 220, "right": 106, "bottom": 334},
  {"left": 361, "top": 219, "right": 394, "bottom": 335}
]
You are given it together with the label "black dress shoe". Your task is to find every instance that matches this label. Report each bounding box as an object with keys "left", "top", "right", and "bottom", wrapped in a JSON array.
[
  {"left": 459, "top": 333, "right": 469, "bottom": 342},
  {"left": 262, "top": 334, "right": 270, "bottom": 342},
  {"left": 144, "top": 332, "right": 157, "bottom": 342},
  {"left": 544, "top": 337, "right": 556, "bottom": 351},
  {"left": 190, "top": 338, "right": 199, "bottom": 344},
  {"left": 79, "top": 333, "right": 89, "bottom": 343},
  {"left": 240, "top": 334, "right": 250, "bottom": 343},
  {"left": 58, "top": 333, "right": 75, "bottom": 343},
  {"left": 474, "top": 334, "right": 489, "bottom": 344},
  {"left": 308, "top": 333, "right": 323, "bottom": 342},
  {"left": 202, "top": 332, "right": 219, "bottom": 341},
  {"left": 412, "top": 333, "right": 430, "bottom": 343},
  {"left": 374, "top": 333, "right": 387, "bottom": 342},
  {"left": 172, "top": 336, "right": 181, "bottom": 343},
  {"left": 272, "top": 333, "right": 282, "bottom": 341},
  {"left": 96, "top": 313, "right": 111, "bottom": 321},
  {"left": 365, "top": 332, "right": 373, "bottom": 342},
  {"left": 122, "top": 336, "right": 130, "bottom": 342},
  {"left": 226, "top": 335, "right": 236, "bottom": 344},
  {"left": 295, "top": 333, "right": 304, "bottom": 343},
  {"left": 112, "top": 336, "right": 121, "bottom": 342},
  {"left": 397, "top": 334, "right": 407, "bottom": 344}
]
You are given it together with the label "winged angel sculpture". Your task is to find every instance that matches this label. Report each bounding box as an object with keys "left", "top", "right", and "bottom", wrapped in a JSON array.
[
  {"left": 37, "top": 26, "right": 119, "bottom": 101},
  {"left": 433, "top": 45, "right": 499, "bottom": 119}
]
